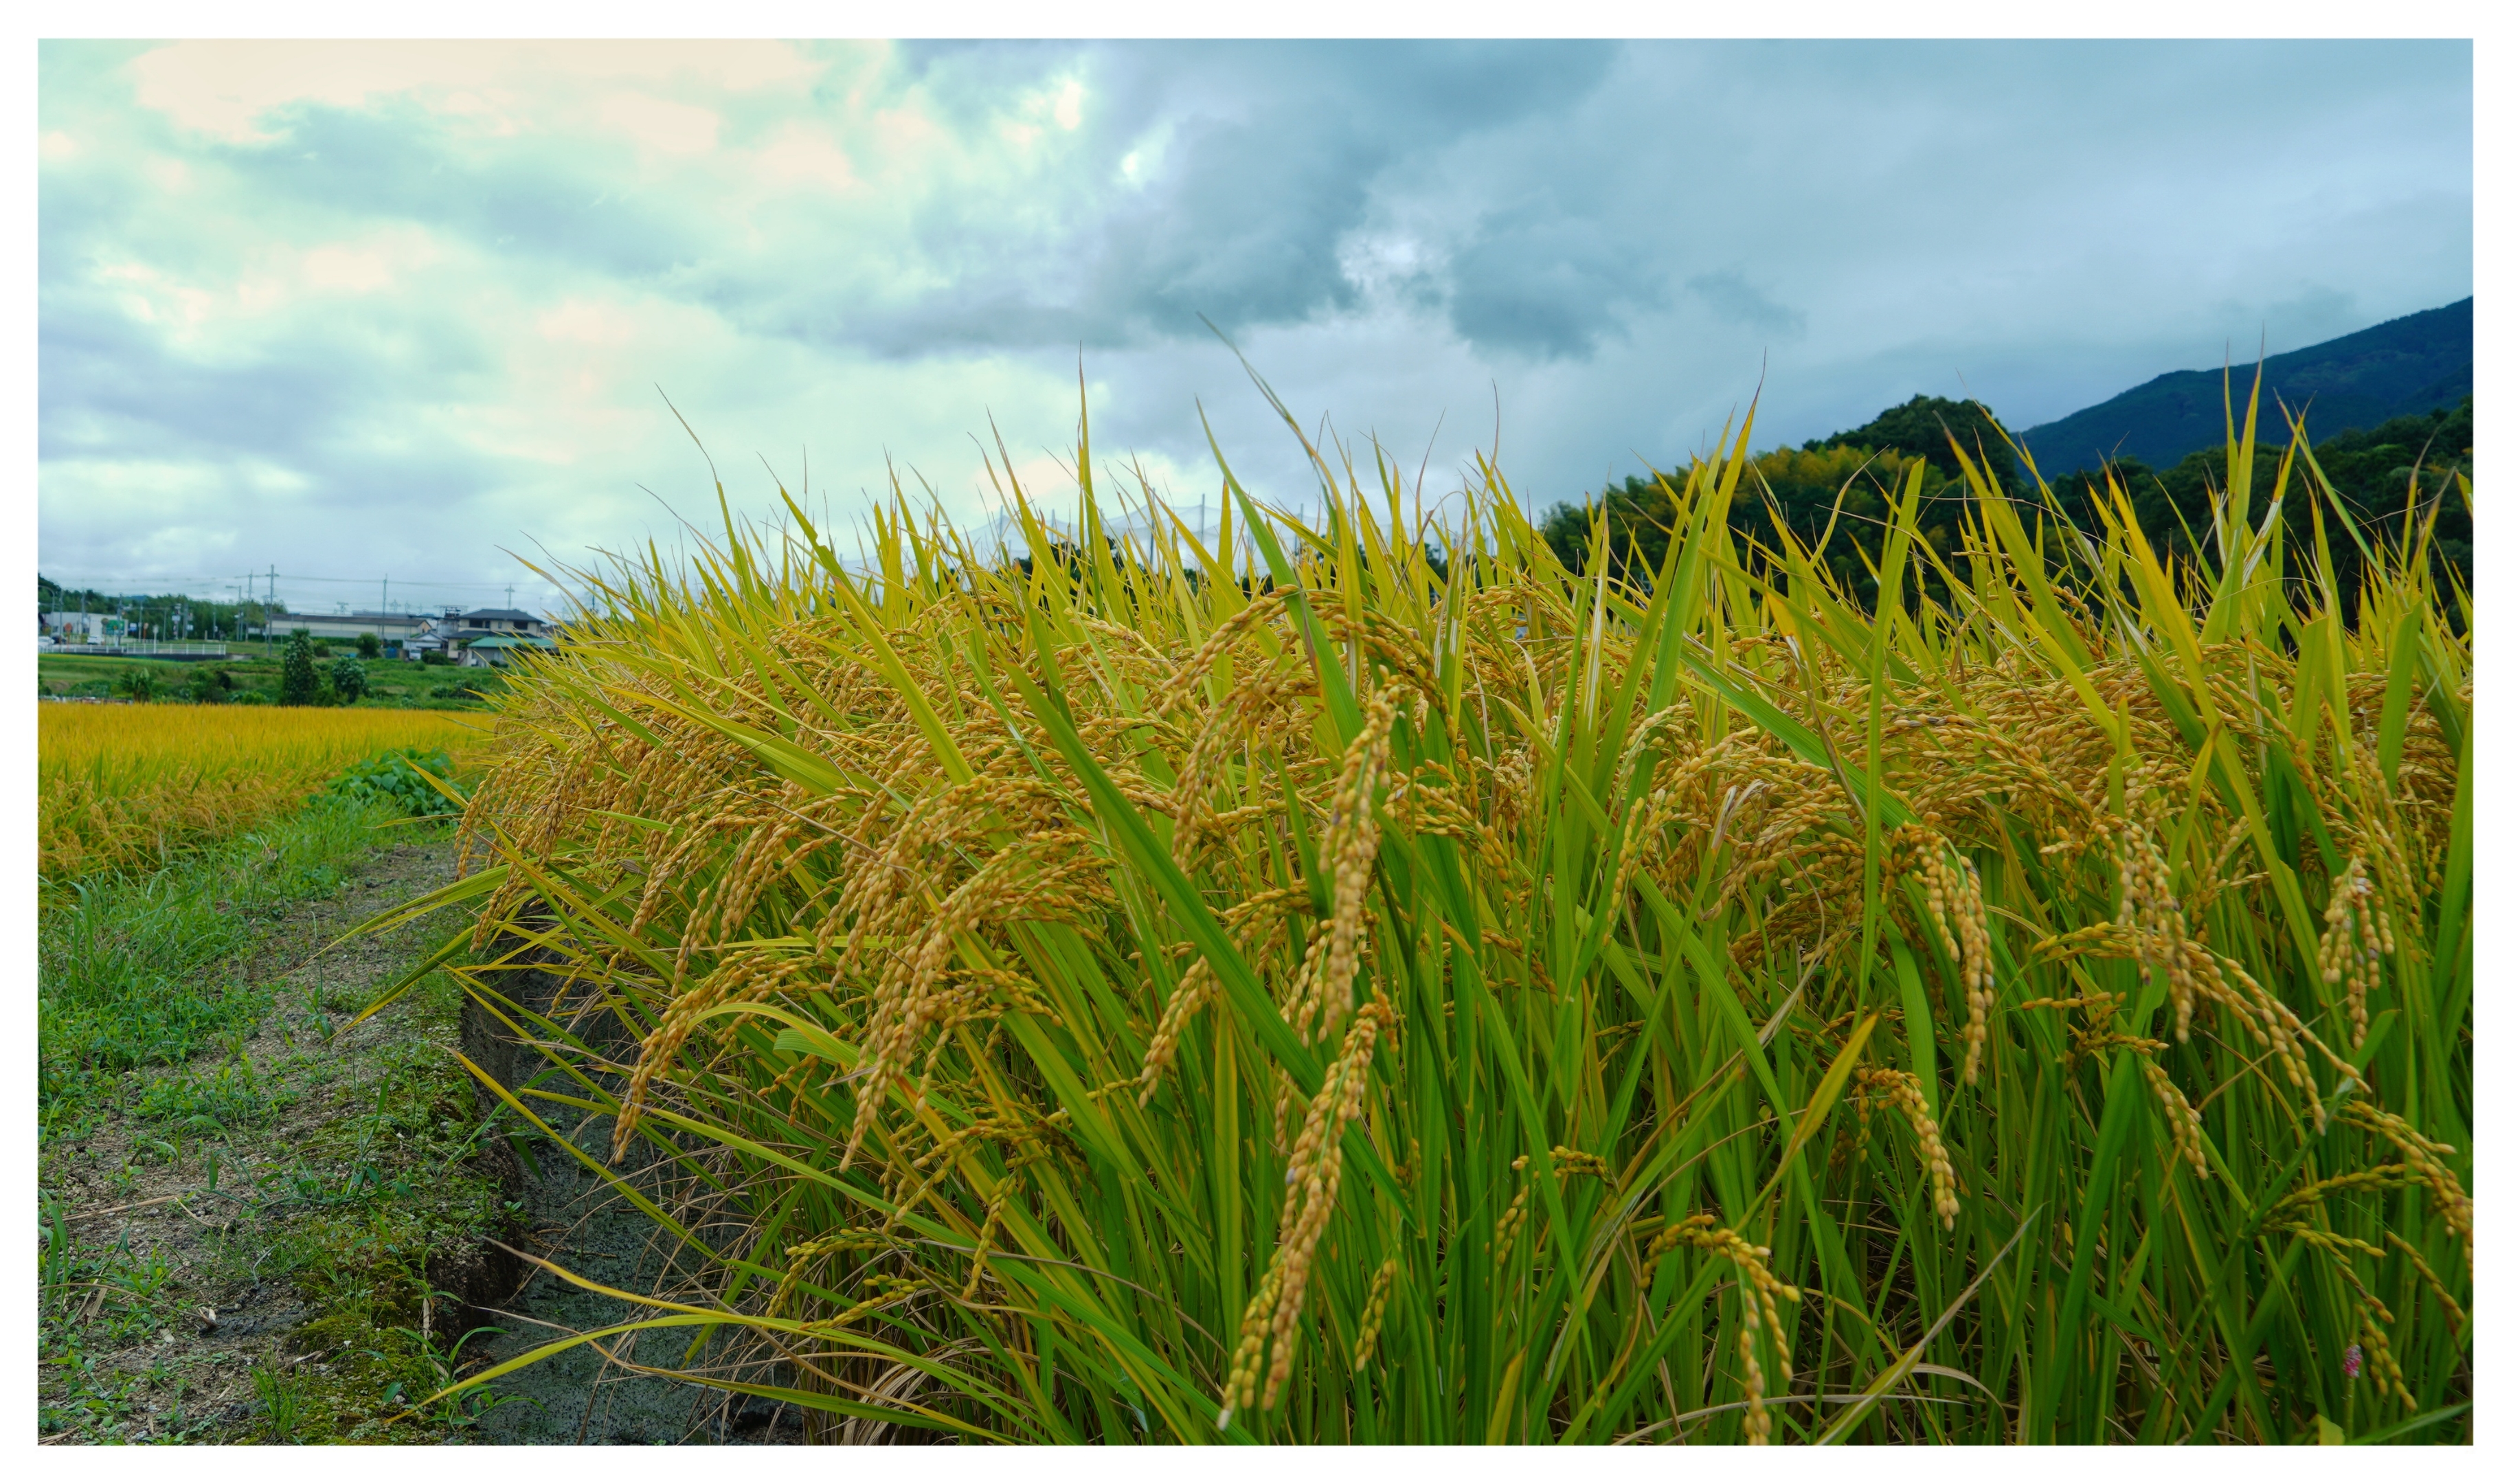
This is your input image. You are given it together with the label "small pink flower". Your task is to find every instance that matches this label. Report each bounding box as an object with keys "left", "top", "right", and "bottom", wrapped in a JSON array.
[{"left": 2343, "top": 1344, "right": 2363, "bottom": 1379}]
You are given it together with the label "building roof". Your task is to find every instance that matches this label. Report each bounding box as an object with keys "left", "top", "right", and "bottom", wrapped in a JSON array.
[
  {"left": 460, "top": 608, "right": 545, "bottom": 623},
  {"left": 463, "top": 633, "right": 557, "bottom": 649}
]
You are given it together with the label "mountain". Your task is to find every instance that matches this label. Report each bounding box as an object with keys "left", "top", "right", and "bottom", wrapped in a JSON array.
[{"left": 2018, "top": 297, "right": 2471, "bottom": 474}]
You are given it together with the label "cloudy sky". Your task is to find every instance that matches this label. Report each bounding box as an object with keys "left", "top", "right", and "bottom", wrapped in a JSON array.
[{"left": 37, "top": 38, "right": 2471, "bottom": 616}]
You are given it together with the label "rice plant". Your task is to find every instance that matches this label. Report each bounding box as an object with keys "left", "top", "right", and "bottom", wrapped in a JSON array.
[
  {"left": 38, "top": 705, "right": 482, "bottom": 882},
  {"left": 392, "top": 374, "right": 2470, "bottom": 1444}
]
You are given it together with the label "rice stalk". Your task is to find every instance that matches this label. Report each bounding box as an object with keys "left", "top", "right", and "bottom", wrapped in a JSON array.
[{"left": 387, "top": 372, "right": 2471, "bottom": 1445}]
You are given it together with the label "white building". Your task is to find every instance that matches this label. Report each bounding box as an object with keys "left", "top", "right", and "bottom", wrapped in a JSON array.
[
  {"left": 272, "top": 610, "right": 431, "bottom": 645},
  {"left": 41, "top": 611, "right": 116, "bottom": 642}
]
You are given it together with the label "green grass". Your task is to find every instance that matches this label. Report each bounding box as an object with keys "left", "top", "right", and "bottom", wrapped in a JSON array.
[
  {"left": 38, "top": 798, "right": 394, "bottom": 1140},
  {"left": 249, "top": 1020, "right": 532, "bottom": 1444},
  {"left": 36, "top": 1201, "right": 196, "bottom": 1439}
]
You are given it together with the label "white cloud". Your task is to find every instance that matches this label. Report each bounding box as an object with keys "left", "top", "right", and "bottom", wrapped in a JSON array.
[
  {"left": 534, "top": 298, "right": 643, "bottom": 347},
  {"left": 754, "top": 123, "right": 861, "bottom": 192},
  {"left": 300, "top": 245, "right": 397, "bottom": 295},
  {"left": 597, "top": 93, "right": 721, "bottom": 157}
]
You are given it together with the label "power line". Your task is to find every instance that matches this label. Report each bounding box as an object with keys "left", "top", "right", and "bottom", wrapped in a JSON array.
[{"left": 43, "top": 572, "right": 564, "bottom": 624}]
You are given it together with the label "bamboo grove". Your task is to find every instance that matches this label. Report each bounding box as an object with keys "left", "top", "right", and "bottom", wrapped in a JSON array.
[{"left": 372, "top": 380, "right": 2473, "bottom": 1443}]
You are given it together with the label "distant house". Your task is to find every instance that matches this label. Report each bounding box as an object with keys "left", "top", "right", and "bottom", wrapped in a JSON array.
[
  {"left": 403, "top": 619, "right": 450, "bottom": 660},
  {"left": 459, "top": 633, "right": 559, "bottom": 668},
  {"left": 456, "top": 608, "right": 552, "bottom": 638},
  {"left": 442, "top": 609, "right": 559, "bottom": 667}
]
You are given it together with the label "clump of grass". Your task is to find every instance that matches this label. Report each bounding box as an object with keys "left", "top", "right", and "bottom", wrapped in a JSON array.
[
  {"left": 407, "top": 372, "right": 2470, "bottom": 1444},
  {"left": 131, "top": 1053, "right": 293, "bottom": 1134},
  {"left": 325, "top": 747, "right": 469, "bottom": 818}
]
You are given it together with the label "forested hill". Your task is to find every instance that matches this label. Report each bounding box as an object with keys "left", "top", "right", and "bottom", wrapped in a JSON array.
[
  {"left": 2017, "top": 297, "right": 2471, "bottom": 474},
  {"left": 1541, "top": 394, "right": 2469, "bottom": 607}
]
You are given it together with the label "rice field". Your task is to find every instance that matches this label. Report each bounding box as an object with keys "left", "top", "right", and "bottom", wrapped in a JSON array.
[
  {"left": 410, "top": 387, "right": 2470, "bottom": 1444},
  {"left": 39, "top": 704, "right": 483, "bottom": 882}
]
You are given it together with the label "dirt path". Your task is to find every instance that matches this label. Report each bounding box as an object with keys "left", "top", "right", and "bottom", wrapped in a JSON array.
[
  {"left": 36, "top": 828, "right": 802, "bottom": 1445},
  {"left": 38, "top": 833, "right": 504, "bottom": 1442}
]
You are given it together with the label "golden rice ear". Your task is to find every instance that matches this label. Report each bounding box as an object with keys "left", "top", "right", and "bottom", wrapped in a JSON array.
[{"left": 2141, "top": 1055, "right": 2209, "bottom": 1181}]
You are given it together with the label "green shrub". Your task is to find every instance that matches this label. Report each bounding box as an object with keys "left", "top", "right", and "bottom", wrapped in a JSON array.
[
  {"left": 324, "top": 748, "right": 464, "bottom": 818},
  {"left": 330, "top": 656, "right": 370, "bottom": 704},
  {"left": 355, "top": 632, "right": 382, "bottom": 660}
]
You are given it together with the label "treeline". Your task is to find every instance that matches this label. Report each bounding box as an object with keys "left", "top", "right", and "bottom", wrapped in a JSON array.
[
  {"left": 36, "top": 576, "right": 281, "bottom": 640},
  {"left": 1540, "top": 394, "right": 2472, "bottom": 614}
]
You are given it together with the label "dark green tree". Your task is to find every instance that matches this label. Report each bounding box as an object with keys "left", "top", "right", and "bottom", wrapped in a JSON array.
[
  {"left": 330, "top": 655, "right": 370, "bottom": 704},
  {"left": 1538, "top": 443, "right": 1928, "bottom": 604},
  {"left": 1535, "top": 474, "right": 1678, "bottom": 579},
  {"left": 281, "top": 629, "right": 319, "bottom": 706},
  {"left": 2038, "top": 395, "right": 2471, "bottom": 619},
  {"left": 355, "top": 631, "right": 382, "bottom": 660},
  {"left": 1805, "top": 394, "right": 2020, "bottom": 492}
]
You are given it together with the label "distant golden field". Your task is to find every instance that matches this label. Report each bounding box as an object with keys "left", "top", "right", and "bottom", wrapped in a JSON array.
[{"left": 38, "top": 704, "right": 482, "bottom": 881}]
